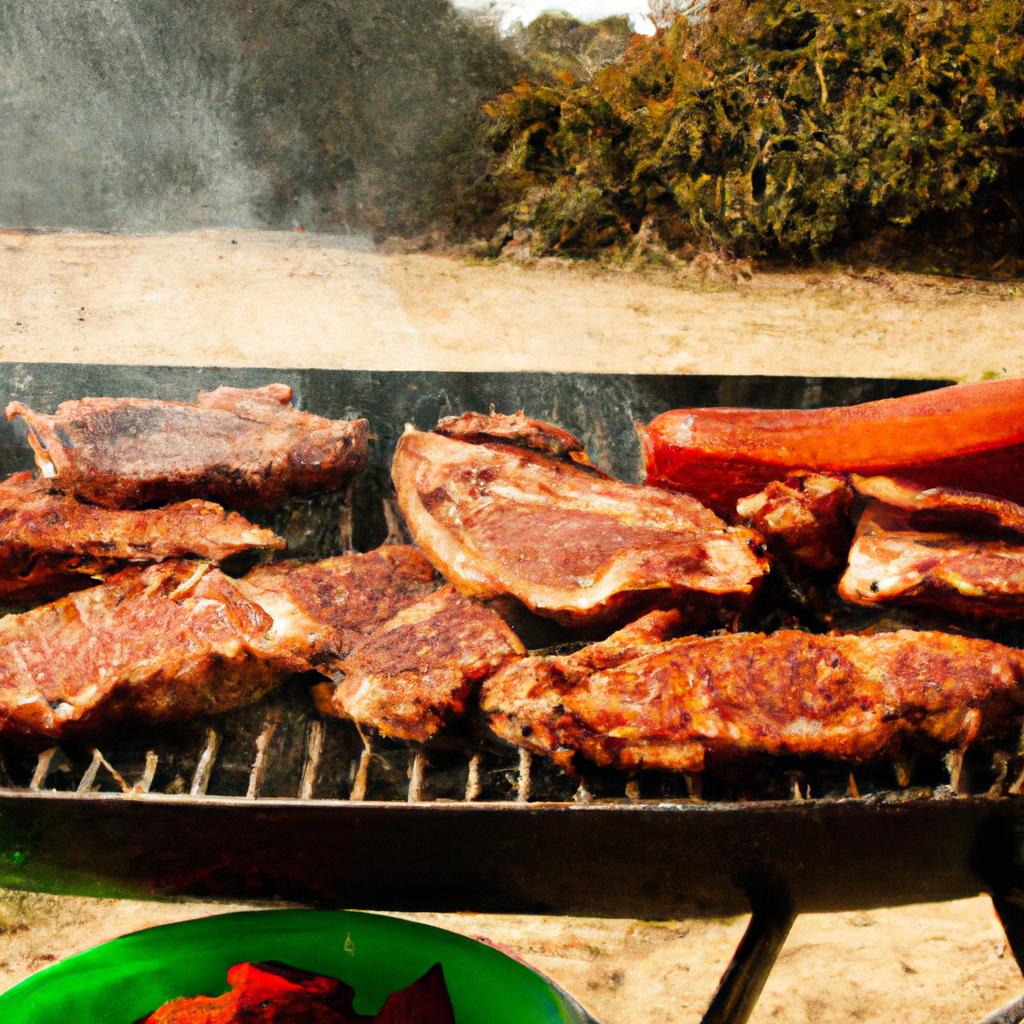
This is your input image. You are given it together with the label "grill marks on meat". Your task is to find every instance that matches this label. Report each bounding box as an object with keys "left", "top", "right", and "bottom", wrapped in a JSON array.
[
  {"left": 839, "top": 477, "right": 1024, "bottom": 618},
  {"left": 736, "top": 472, "right": 853, "bottom": 572},
  {"left": 0, "top": 562, "right": 308, "bottom": 741},
  {"left": 238, "top": 546, "right": 441, "bottom": 666},
  {"left": 314, "top": 585, "right": 524, "bottom": 741},
  {"left": 482, "top": 614, "right": 1024, "bottom": 771},
  {"left": 0, "top": 471, "right": 283, "bottom": 602},
  {"left": 5, "top": 384, "right": 368, "bottom": 509},
  {"left": 392, "top": 419, "right": 767, "bottom": 626}
]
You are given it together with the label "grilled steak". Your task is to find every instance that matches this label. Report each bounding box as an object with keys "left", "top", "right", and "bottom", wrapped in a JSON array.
[
  {"left": 0, "top": 471, "right": 283, "bottom": 603},
  {"left": 238, "top": 546, "right": 441, "bottom": 665},
  {"left": 839, "top": 477, "right": 1024, "bottom": 618},
  {"left": 482, "top": 612, "right": 1024, "bottom": 771},
  {"left": 736, "top": 472, "right": 853, "bottom": 572},
  {"left": 313, "top": 585, "right": 524, "bottom": 741},
  {"left": 0, "top": 561, "right": 308, "bottom": 742},
  {"left": 6, "top": 384, "right": 368, "bottom": 508},
  {"left": 392, "top": 413, "right": 767, "bottom": 626}
]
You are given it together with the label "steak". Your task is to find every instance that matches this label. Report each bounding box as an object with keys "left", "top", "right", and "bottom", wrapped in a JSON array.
[
  {"left": 314, "top": 585, "right": 524, "bottom": 742},
  {"left": 392, "top": 413, "right": 767, "bottom": 626},
  {"left": 839, "top": 477, "right": 1024, "bottom": 618},
  {"left": 482, "top": 612, "right": 1024, "bottom": 771},
  {"left": 237, "top": 545, "right": 441, "bottom": 666},
  {"left": 0, "top": 471, "right": 283, "bottom": 603},
  {"left": 6, "top": 383, "right": 368, "bottom": 508},
  {"left": 0, "top": 561, "right": 308, "bottom": 742}
]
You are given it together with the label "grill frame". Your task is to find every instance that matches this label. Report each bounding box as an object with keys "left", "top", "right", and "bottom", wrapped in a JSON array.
[{"left": 1, "top": 363, "right": 1022, "bottom": 922}]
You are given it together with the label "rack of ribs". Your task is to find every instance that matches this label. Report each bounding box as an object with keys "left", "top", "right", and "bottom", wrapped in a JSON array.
[
  {"left": 6, "top": 384, "right": 368, "bottom": 508},
  {"left": 839, "top": 476, "right": 1024, "bottom": 618},
  {"left": 313, "top": 585, "right": 524, "bottom": 742},
  {"left": 0, "top": 471, "right": 283, "bottom": 602},
  {"left": 482, "top": 610, "right": 1024, "bottom": 771},
  {"left": 391, "top": 412, "right": 768, "bottom": 627},
  {"left": 0, "top": 561, "right": 310, "bottom": 742}
]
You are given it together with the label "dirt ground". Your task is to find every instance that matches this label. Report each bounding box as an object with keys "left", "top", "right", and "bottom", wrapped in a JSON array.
[
  {"left": 2, "top": 229, "right": 1022, "bottom": 379},
  {"left": 1, "top": 229, "right": 1023, "bottom": 1022}
]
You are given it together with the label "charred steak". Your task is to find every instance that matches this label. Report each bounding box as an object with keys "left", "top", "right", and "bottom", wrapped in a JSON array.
[
  {"left": 238, "top": 545, "right": 441, "bottom": 666},
  {"left": 392, "top": 412, "right": 767, "bottom": 626},
  {"left": 839, "top": 476, "right": 1024, "bottom": 618},
  {"left": 0, "top": 561, "right": 309, "bottom": 742},
  {"left": 313, "top": 585, "right": 524, "bottom": 742},
  {"left": 0, "top": 471, "right": 283, "bottom": 602},
  {"left": 6, "top": 384, "right": 368, "bottom": 508},
  {"left": 483, "top": 611, "right": 1024, "bottom": 771}
]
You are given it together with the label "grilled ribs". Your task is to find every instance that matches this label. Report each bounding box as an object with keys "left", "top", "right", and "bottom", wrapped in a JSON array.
[
  {"left": 0, "top": 471, "right": 283, "bottom": 602},
  {"left": 392, "top": 413, "right": 767, "bottom": 626},
  {"left": 6, "top": 384, "right": 368, "bottom": 508},
  {"left": 0, "top": 561, "right": 308, "bottom": 742},
  {"left": 482, "top": 612, "right": 1024, "bottom": 771},
  {"left": 238, "top": 546, "right": 441, "bottom": 665},
  {"left": 314, "top": 585, "right": 524, "bottom": 741},
  {"left": 839, "top": 476, "right": 1024, "bottom": 618}
]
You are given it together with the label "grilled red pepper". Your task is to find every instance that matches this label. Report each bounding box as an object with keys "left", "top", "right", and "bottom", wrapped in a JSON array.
[
  {"left": 140, "top": 961, "right": 455, "bottom": 1024},
  {"left": 641, "top": 379, "right": 1024, "bottom": 515}
]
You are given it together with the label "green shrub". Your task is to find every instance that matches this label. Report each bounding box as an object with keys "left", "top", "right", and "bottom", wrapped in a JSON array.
[{"left": 483, "top": 0, "right": 1024, "bottom": 260}]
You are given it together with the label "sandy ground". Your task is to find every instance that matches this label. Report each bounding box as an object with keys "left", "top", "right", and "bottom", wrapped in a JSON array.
[
  {"left": 1, "top": 229, "right": 1024, "bottom": 1022},
  {"left": 2, "top": 229, "right": 1023, "bottom": 378}
]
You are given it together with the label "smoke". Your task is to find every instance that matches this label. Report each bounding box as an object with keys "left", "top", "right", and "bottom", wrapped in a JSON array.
[
  {"left": 0, "top": 2, "right": 268, "bottom": 230},
  {"left": 0, "top": 1, "right": 519, "bottom": 234}
]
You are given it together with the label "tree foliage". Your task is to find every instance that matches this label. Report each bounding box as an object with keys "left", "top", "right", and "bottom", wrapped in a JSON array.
[
  {"left": 483, "top": 0, "right": 1024, "bottom": 260},
  {"left": 508, "top": 11, "right": 633, "bottom": 81}
]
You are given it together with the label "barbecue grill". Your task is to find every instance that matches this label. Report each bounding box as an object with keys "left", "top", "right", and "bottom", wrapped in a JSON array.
[{"left": 1, "top": 363, "right": 1023, "bottom": 1024}]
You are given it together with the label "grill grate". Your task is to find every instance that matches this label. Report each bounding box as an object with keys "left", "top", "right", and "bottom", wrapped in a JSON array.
[{"left": 3, "top": 685, "right": 1022, "bottom": 808}]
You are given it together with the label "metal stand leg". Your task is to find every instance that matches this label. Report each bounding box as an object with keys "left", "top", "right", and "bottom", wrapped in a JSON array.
[{"left": 700, "top": 893, "right": 796, "bottom": 1024}]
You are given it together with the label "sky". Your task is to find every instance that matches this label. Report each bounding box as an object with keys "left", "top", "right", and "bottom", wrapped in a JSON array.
[{"left": 453, "top": 0, "right": 656, "bottom": 33}]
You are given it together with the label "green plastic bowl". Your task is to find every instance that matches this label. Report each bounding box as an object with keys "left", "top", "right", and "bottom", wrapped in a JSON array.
[{"left": 0, "top": 909, "right": 597, "bottom": 1023}]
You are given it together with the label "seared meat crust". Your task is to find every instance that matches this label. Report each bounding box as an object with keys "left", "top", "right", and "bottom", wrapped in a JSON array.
[
  {"left": 238, "top": 545, "right": 441, "bottom": 665},
  {"left": 0, "top": 561, "right": 308, "bottom": 741},
  {"left": 840, "top": 478, "right": 1024, "bottom": 618},
  {"left": 736, "top": 472, "right": 853, "bottom": 572},
  {"left": 0, "top": 471, "right": 283, "bottom": 602},
  {"left": 482, "top": 615, "right": 1024, "bottom": 771},
  {"left": 392, "top": 419, "right": 767, "bottom": 626},
  {"left": 314, "top": 585, "right": 524, "bottom": 741},
  {"left": 6, "top": 384, "right": 368, "bottom": 508}
]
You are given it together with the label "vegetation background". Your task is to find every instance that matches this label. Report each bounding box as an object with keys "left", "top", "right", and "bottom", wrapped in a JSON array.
[{"left": 1, "top": 1, "right": 1021, "bottom": 272}]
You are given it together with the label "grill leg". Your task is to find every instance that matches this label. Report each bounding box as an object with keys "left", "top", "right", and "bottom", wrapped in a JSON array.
[
  {"left": 993, "top": 890, "right": 1024, "bottom": 975},
  {"left": 700, "top": 893, "right": 796, "bottom": 1024}
]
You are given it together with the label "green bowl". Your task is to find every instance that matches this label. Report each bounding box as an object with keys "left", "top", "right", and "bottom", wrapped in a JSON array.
[{"left": 0, "top": 909, "right": 597, "bottom": 1023}]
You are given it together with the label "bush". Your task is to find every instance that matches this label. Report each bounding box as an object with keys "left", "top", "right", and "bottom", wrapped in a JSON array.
[{"left": 482, "top": 0, "right": 1024, "bottom": 261}]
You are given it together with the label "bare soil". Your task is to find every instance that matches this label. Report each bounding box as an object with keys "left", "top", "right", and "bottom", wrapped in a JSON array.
[
  {"left": 1, "top": 229, "right": 1023, "bottom": 1022},
  {"left": 2, "top": 229, "right": 1022, "bottom": 379}
]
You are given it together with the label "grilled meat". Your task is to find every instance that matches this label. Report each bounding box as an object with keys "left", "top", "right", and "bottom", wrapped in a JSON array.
[
  {"left": 392, "top": 414, "right": 767, "bottom": 627},
  {"left": 0, "top": 561, "right": 308, "bottom": 742},
  {"left": 482, "top": 612, "right": 1024, "bottom": 771},
  {"left": 0, "top": 471, "right": 283, "bottom": 603},
  {"left": 642, "top": 379, "right": 1024, "bottom": 514},
  {"left": 736, "top": 472, "right": 853, "bottom": 572},
  {"left": 238, "top": 545, "right": 441, "bottom": 666},
  {"left": 839, "top": 477, "right": 1024, "bottom": 618},
  {"left": 6, "top": 384, "right": 368, "bottom": 509},
  {"left": 313, "top": 585, "right": 524, "bottom": 742}
]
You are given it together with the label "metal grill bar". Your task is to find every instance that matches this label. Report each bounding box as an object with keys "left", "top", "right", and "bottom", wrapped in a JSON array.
[{"left": 190, "top": 728, "right": 221, "bottom": 797}]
